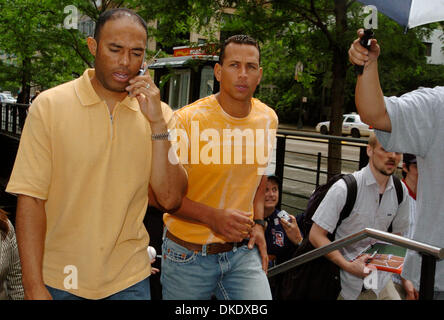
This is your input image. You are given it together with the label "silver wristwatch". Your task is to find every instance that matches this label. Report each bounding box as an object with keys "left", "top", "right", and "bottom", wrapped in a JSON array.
[{"left": 151, "top": 129, "right": 170, "bottom": 141}]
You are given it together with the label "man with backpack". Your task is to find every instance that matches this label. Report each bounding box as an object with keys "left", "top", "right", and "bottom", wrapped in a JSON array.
[{"left": 309, "top": 133, "right": 410, "bottom": 300}]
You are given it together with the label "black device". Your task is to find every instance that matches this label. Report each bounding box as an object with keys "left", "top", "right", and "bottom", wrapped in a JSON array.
[{"left": 355, "top": 29, "right": 374, "bottom": 75}]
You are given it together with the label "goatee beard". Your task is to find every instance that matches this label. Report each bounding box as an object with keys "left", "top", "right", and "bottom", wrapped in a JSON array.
[{"left": 378, "top": 169, "right": 393, "bottom": 177}]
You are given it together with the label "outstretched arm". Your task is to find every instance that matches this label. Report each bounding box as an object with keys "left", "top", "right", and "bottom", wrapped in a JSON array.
[{"left": 349, "top": 29, "right": 392, "bottom": 132}]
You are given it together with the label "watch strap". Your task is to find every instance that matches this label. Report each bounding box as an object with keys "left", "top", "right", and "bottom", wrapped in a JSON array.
[
  {"left": 151, "top": 130, "right": 170, "bottom": 140},
  {"left": 254, "top": 219, "right": 266, "bottom": 229}
]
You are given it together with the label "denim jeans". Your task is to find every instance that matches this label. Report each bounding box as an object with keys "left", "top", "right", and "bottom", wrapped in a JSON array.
[
  {"left": 46, "top": 277, "right": 151, "bottom": 300},
  {"left": 160, "top": 235, "right": 272, "bottom": 300}
]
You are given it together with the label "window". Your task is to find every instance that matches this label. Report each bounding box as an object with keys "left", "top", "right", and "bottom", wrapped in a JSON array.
[
  {"left": 345, "top": 117, "right": 355, "bottom": 123},
  {"left": 199, "top": 66, "right": 214, "bottom": 99},
  {"left": 168, "top": 70, "right": 190, "bottom": 110},
  {"left": 423, "top": 42, "right": 432, "bottom": 57},
  {"left": 79, "top": 20, "right": 95, "bottom": 37}
]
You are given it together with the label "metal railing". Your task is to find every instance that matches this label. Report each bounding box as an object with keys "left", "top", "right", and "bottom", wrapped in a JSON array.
[
  {"left": 0, "top": 102, "right": 28, "bottom": 140},
  {"left": 268, "top": 228, "right": 444, "bottom": 300},
  {"left": 274, "top": 129, "right": 370, "bottom": 213}
]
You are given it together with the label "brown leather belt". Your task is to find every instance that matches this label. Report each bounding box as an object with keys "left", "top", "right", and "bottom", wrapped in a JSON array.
[{"left": 166, "top": 230, "right": 248, "bottom": 255}]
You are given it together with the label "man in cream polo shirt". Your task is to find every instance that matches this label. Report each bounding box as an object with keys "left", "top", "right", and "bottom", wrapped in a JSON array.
[{"left": 6, "top": 8, "right": 187, "bottom": 300}]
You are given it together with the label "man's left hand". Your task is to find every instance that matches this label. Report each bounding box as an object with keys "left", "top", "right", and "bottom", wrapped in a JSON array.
[{"left": 248, "top": 224, "right": 268, "bottom": 273}]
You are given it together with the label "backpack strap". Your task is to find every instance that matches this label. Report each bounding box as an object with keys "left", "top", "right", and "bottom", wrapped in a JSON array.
[
  {"left": 332, "top": 174, "right": 357, "bottom": 237},
  {"left": 392, "top": 175, "right": 403, "bottom": 205},
  {"left": 388, "top": 175, "right": 404, "bottom": 233}
]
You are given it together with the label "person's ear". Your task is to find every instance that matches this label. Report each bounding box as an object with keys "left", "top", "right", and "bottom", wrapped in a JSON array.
[
  {"left": 214, "top": 63, "right": 222, "bottom": 82},
  {"left": 257, "top": 67, "right": 263, "bottom": 85},
  {"left": 367, "top": 145, "right": 373, "bottom": 158},
  {"left": 87, "top": 37, "right": 98, "bottom": 57}
]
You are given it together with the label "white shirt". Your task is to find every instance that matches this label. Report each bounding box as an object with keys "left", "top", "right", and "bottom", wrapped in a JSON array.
[
  {"left": 376, "top": 86, "right": 444, "bottom": 292},
  {"left": 312, "top": 165, "right": 410, "bottom": 300},
  {"left": 393, "top": 184, "right": 417, "bottom": 286}
]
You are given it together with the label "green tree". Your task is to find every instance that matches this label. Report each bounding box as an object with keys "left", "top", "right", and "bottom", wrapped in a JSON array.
[
  {"left": 210, "top": 0, "right": 441, "bottom": 176},
  {"left": 0, "top": 0, "right": 90, "bottom": 102}
]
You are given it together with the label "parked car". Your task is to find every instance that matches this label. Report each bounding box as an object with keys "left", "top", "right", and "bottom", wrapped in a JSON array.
[
  {"left": 315, "top": 113, "right": 373, "bottom": 138},
  {"left": 0, "top": 92, "right": 16, "bottom": 104}
]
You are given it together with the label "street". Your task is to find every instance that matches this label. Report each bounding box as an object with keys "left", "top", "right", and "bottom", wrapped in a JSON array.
[{"left": 270, "top": 128, "right": 369, "bottom": 214}]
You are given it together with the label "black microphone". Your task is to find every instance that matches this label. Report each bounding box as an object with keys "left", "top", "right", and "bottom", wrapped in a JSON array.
[{"left": 355, "top": 29, "right": 374, "bottom": 75}]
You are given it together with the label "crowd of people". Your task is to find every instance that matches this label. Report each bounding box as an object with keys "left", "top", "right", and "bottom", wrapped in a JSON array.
[{"left": 0, "top": 8, "right": 442, "bottom": 300}]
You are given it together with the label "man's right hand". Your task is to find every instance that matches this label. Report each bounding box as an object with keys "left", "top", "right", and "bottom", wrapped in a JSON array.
[
  {"left": 209, "top": 208, "right": 254, "bottom": 242},
  {"left": 24, "top": 285, "right": 53, "bottom": 300},
  {"left": 343, "top": 254, "right": 377, "bottom": 278},
  {"left": 348, "top": 29, "right": 380, "bottom": 69}
]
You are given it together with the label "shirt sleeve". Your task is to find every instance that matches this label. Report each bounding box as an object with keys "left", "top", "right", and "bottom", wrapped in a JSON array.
[
  {"left": 375, "top": 86, "right": 443, "bottom": 157},
  {"left": 311, "top": 179, "right": 348, "bottom": 234},
  {"left": 391, "top": 181, "right": 410, "bottom": 235},
  {"left": 6, "top": 98, "right": 52, "bottom": 200}
]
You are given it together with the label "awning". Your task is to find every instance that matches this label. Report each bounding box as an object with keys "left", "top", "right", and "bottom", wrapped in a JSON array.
[{"left": 148, "top": 55, "right": 219, "bottom": 69}]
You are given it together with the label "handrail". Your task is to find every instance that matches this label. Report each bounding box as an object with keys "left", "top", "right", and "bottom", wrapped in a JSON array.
[
  {"left": 277, "top": 129, "right": 368, "bottom": 145},
  {"left": 268, "top": 227, "right": 444, "bottom": 299},
  {"left": 268, "top": 228, "right": 444, "bottom": 278}
]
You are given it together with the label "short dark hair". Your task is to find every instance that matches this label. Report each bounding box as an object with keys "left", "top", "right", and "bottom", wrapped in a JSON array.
[
  {"left": 402, "top": 153, "right": 417, "bottom": 178},
  {"left": 267, "top": 175, "right": 281, "bottom": 186},
  {"left": 94, "top": 8, "right": 147, "bottom": 42},
  {"left": 219, "top": 35, "right": 261, "bottom": 65}
]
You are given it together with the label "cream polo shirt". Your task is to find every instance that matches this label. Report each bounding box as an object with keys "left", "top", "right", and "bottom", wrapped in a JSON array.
[
  {"left": 6, "top": 69, "right": 174, "bottom": 299},
  {"left": 164, "top": 95, "right": 278, "bottom": 244}
]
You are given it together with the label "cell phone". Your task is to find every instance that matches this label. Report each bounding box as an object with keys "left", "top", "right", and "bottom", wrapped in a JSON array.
[
  {"left": 355, "top": 29, "right": 374, "bottom": 75},
  {"left": 138, "top": 49, "right": 162, "bottom": 76},
  {"left": 277, "top": 210, "right": 291, "bottom": 222},
  {"left": 138, "top": 62, "right": 148, "bottom": 76}
]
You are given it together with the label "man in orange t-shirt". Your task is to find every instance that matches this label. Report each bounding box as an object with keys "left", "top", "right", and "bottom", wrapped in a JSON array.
[{"left": 161, "top": 35, "right": 278, "bottom": 300}]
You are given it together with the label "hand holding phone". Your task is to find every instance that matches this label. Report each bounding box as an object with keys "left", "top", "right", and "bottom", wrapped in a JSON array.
[
  {"left": 355, "top": 29, "right": 374, "bottom": 75},
  {"left": 277, "top": 210, "right": 291, "bottom": 222}
]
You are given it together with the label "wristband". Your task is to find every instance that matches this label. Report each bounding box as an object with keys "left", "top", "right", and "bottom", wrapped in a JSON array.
[{"left": 254, "top": 219, "right": 267, "bottom": 230}]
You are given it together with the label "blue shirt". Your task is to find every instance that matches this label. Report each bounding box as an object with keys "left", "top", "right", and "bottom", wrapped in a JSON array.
[{"left": 265, "top": 209, "right": 299, "bottom": 265}]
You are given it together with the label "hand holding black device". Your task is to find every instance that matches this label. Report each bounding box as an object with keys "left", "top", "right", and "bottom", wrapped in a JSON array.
[{"left": 355, "top": 29, "right": 374, "bottom": 75}]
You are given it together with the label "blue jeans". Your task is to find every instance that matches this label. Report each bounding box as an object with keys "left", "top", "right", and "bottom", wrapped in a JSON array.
[
  {"left": 160, "top": 235, "right": 272, "bottom": 300},
  {"left": 46, "top": 277, "right": 151, "bottom": 300}
]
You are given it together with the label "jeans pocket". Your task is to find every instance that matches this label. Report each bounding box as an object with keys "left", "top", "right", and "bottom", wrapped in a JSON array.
[{"left": 162, "top": 237, "right": 197, "bottom": 264}]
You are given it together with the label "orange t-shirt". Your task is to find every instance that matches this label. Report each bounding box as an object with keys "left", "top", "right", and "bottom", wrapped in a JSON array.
[{"left": 164, "top": 95, "right": 278, "bottom": 244}]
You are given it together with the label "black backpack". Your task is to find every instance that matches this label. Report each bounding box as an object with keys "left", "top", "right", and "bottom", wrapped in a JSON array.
[{"left": 277, "top": 173, "right": 403, "bottom": 300}]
